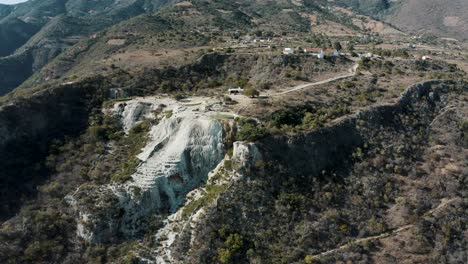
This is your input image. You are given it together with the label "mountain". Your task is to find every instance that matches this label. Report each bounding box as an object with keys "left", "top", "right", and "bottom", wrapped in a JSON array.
[
  {"left": 1, "top": 0, "right": 466, "bottom": 96},
  {"left": 0, "top": 0, "right": 175, "bottom": 95},
  {"left": 13, "top": 0, "right": 402, "bottom": 92},
  {"left": 338, "top": 0, "right": 468, "bottom": 40},
  {"left": 386, "top": 0, "right": 468, "bottom": 39},
  {"left": 337, "top": 0, "right": 390, "bottom": 14},
  {"left": 0, "top": 1, "right": 466, "bottom": 263}
]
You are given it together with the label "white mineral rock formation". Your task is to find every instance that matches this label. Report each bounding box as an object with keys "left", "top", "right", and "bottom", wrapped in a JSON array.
[
  {"left": 152, "top": 142, "right": 262, "bottom": 264},
  {"left": 232, "top": 141, "right": 262, "bottom": 173},
  {"left": 115, "top": 101, "right": 154, "bottom": 133},
  {"left": 72, "top": 97, "right": 238, "bottom": 242}
]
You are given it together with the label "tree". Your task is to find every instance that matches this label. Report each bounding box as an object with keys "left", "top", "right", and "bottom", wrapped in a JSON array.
[
  {"left": 236, "top": 119, "right": 267, "bottom": 141},
  {"left": 347, "top": 42, "right": 355, "bottom": 52},
  {"left": 333, "top": 41, "right": 342, "bottom": 51},
  {"left": 244, "top": 88, "right": 259, "bottom": 98}
]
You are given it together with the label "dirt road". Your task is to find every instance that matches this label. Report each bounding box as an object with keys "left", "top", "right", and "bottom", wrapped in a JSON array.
[{"left": 268, "top": 62, "right": 359, "bottom": 96}]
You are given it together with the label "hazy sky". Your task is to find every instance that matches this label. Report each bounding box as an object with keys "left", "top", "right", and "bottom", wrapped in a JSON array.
[{"left": 0, "top": 0, "right": 28, "bottom": 5}]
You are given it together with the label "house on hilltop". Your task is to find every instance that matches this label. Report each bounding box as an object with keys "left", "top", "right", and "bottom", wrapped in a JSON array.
[
  {"left": 304, "top": 48, "right": 322, "bottom": 53},
  {"left": 304, "top": 48, "right": 339, "bottom": 59}
]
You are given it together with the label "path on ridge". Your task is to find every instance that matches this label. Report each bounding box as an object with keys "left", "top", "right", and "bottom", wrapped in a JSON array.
[
  {"left": 307, "top": 197, "right": 460, "bottom": 259},
  {"left": 267, "top": 62, "right": 359, "bottom": 96}
]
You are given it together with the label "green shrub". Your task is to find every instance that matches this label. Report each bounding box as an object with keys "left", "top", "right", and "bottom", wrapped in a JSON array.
[
  {"left": 224, "top": 159, "right": 233, "bottom": 171},
  {"left": 236, "top": 121, "right": 267, "bottom": 142},
  {"left": 164, "top": 110, "right": 173, "bottom": 119},
  {"left": 244, "top": 88, "right": 260, "bottom": 98},
  {"left": 182, "top": 184, "right": 227, "bottom": 219},
  {"left": 217, "top": 233, "right": 244, "bottom": 264}
]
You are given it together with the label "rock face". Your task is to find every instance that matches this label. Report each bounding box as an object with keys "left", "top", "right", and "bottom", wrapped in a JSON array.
[
  {"left": 170, "top": 79, "right": 467, "bottom": 263},
  {"left": 70, "top": 97, "right": 233, "bottom": 243},
  {"left": 149, "top": 141, "right": 263, "bottom": 264},
  {"left": 258, "top": 80, "right": 465, "bottom": 178},
  {"left": 232, "top": 141, "right": 262, "bottom": 174},
  {"left": 116, "top": 101, "right": 154, "bottom": 133}
]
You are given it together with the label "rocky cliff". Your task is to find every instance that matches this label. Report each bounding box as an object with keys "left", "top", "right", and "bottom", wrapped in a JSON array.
[
  {"left": 258, "top": 80, "right": 464, "bottom": 178},
  {"left": 0, "top": 78, "right": 465, "bottom": 263},
  {"left": 68, "top": 97, "right": 237, "bottom": 244},
  {"left": 168, "top": 79, "right": 467, "bottom": 263},
  {"left": 0, "top": 77, "right": 108, "bottom": 220}
]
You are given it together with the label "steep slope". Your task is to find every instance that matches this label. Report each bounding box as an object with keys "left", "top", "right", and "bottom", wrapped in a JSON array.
[
  {"left": 0, "top": 76, "right": 110, "bottom": 221},
  {"left": 0, "top": 0, "right": 175, "bottom": 95},
  {"left": 169, "top": 80, "right": 467, "bottom": 263},
  {"left": 0, "top": 56, "right": 464, "bottom": 262},
  {"left": 387, "top": 0, "right": 468, "bottom": 39},
  {"left": 0, "top": 0, "right": 65, "bottom": 57},
  {"left": 338, "top": 0, "right": 468, "bottom": 40},
  {"left": 0, "top": 4, "right": 13, "bottom": 19},
  {"left": 337, "top": 0, "right": 390, "bottom": 14}
]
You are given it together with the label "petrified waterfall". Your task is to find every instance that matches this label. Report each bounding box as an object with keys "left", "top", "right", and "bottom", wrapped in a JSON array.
[{"left": 70, "top": 98, "right": 229, "bottom": 243}]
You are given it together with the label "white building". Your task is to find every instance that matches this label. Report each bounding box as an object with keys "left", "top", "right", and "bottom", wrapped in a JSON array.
[
  {"left": 283, "top": 48, "right": 294, "bottom": 55},
  {"left": 228, "top": 87, "right": 244, "bottom": 95},
  {"left": 304, "top": 48, "right": 339, "bottom": 59}
]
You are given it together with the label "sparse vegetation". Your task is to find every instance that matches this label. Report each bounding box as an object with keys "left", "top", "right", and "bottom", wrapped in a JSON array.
[
  {"left": 1, "top": 0, "right": 467, "bottom": 263},
  {"left": 236, "top": 118, "right": 268, "bottom": 142},
  {"left": 244, "top": 88, "right": 260, "bottom": 98}
]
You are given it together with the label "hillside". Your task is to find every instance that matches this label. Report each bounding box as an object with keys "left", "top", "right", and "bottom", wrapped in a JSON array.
[
  {"left": 386, "top": 0, "right": 468, "bottom": 40},
  {"left": 0, "top": 0, "right": 175, "bottom": 95},
  {"left": 16, "top": 0, "right": 399, "bottom": 91},
  {"left": 0, "top": 1, "right": 466, "bottom": 264},
  {"left": 338, "top": 0, "right": 468, "bottom": 40}
]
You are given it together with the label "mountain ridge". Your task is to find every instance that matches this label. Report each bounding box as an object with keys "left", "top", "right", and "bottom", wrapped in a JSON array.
[
  {"left": 0, "top": 0, "right": 176, "bottom": 95},
  {"left": 0, "top": 1, "right": 466, "bottom": 261}
]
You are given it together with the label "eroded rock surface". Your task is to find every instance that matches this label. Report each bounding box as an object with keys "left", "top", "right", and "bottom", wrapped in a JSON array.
[{"left": 69, "top": 97, "right": 236, "bottom": 243}]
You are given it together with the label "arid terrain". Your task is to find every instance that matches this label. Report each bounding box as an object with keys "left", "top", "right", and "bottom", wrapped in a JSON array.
[{"left": 0, "top": 1, "right": 466, "bottom": 264}]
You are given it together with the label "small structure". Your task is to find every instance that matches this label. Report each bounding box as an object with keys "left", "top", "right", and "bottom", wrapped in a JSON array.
[
  {"left": 228, "top": 87, "right": 244, "bottom": 95},
  {"left": 422, "top": 55, "right": 432, "bottom": 61},
  {"left": 304, "top": 48, "right": 322, "bottom": 56},
  {"left": 283, "top": 48, "right": 294, "bottom": 55},
  {"left": 304, "top": 48, "right": 339, "bottom": 59}
]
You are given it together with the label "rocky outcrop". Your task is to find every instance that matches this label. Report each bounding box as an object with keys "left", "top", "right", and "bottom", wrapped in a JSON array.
[
  {"left": 151, "top": 141, "right": 263, "bottom": 264},
  {"left": 258, "top": 80, "right": 466, "bottom": 178},
  {"left": 232, "top": 141, "right": 262, "bottom": 174},
  {"left": 169, "top": 79, "right": 467, "bottom": 263},
  {"left": 69, "top": 97, "right": 237, "bottom": 244}
]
